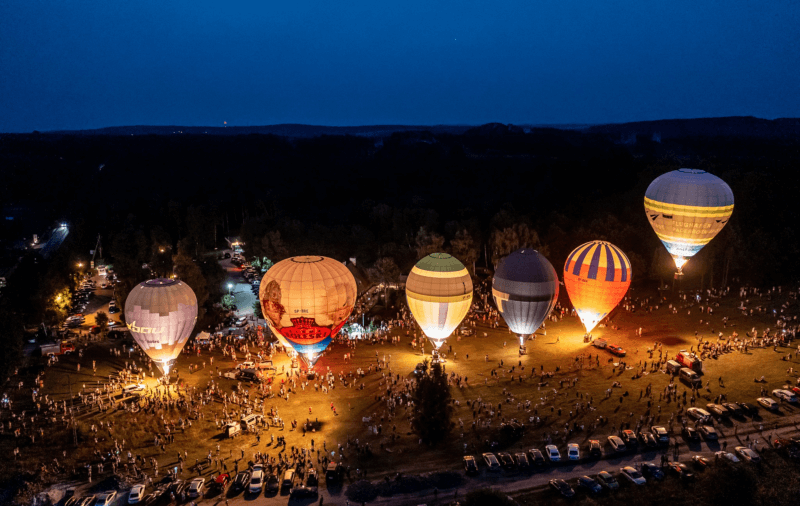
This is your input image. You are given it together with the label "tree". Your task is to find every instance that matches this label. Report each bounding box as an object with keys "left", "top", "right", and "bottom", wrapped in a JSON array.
[
  {"left": 410, "top": 359, "right": 454, "bottom": 445},
  {"left": 414, "top": 227, "right": 445, "bottom": 258},
  {"left": 375, "top": 257, "right": 401, "bottom": 283},
  {"left": 173, "top": 249, "right": 209, "bottom": 319},
  {"left": 95, "top": 311, "right": 109, "bottom": 335},
  {"left": 490, "top": 223, "right": 546, "bottom": 267},
  {"left": 450, "top": 229, "right": 479, "bottom": 274}
]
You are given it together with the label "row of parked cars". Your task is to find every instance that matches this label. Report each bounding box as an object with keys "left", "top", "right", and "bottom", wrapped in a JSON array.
[{"left": 545, "top": 448, "right": 761, "bottom": 499}]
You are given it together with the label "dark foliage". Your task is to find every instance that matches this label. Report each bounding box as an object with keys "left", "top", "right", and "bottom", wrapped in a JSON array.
[{"left": 410, "top": 360, "right": 455, "bottom": 445}]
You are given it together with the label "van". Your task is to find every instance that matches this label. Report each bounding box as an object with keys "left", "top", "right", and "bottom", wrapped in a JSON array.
[
  {"left": 237, "top": 368, "right": 262, "bottom": 383},
  {"left": 240, "top": 414, "right": 261, "bottom": 430},
  {"left": 225, "top": 423, "right": 241, "bottom": 438},
  {"left": 592, "top": 338, "right": 608, "bottom": 349},
  {"left": 679, "top": 368, "right": 702, "bottom": 386},
  {"left": 676, "top": 350, "right": 703, "bottom": 372},
  {"left": 666, "top": 360, "right": 682, "bottom": 375}
]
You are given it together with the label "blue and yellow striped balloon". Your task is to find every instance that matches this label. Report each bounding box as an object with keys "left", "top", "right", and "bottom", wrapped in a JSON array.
[{"left": 644, "top": 169, "right": 734, "bottom": 272}]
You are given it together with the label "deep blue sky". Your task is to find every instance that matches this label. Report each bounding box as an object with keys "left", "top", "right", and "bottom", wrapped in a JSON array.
[{"left": 1, "top": 1, "right": 798, "bottom": 132}]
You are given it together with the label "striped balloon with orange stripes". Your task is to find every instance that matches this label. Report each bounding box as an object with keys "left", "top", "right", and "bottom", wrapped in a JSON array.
[{"left": 563, "top": 240, "right": 632, "bottom": 335}]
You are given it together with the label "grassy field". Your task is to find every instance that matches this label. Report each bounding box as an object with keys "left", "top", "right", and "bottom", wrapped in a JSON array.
[{"left": 3, "top": 284, "right": 800, "bottom": 494}]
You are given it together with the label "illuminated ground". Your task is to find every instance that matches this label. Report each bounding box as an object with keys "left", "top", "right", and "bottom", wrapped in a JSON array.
[{"left": 5, "top": 284, "right": 800, "bottom": 504}]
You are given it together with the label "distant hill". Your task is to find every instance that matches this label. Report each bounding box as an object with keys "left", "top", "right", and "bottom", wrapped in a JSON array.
[
  {"left": 585, "top": 116, "right": 800, "bottom": 140},
  {"left": 47, "top": 124, "right": 476, "bottom": 138},
  {"left": 43, "top": 117, "right": 799, "bottom": 140}
]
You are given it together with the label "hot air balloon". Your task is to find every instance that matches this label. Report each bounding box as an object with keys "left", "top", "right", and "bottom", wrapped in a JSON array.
[
  {"left": 124, "top": 278, "right": 198, "bottom": 375},
  {"left": 492, "top": 249, "right": 559, "bottom": 351},
  {"left": 259, "top": 256, "right": 356, "bottom": 368},
  {"left": 563, "top": 241, "right": 631, "bottom": 336},
  {"left": 644, "top": 168, "right": 734, "bottom": 273},
  {"left": 406, "top": 253, "right": 473, "bottom": 355}
]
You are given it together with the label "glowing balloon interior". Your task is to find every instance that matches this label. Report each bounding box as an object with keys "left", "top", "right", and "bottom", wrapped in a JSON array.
[
  {"left": 406, "top": 253, "right": 473, "bottom": 349},
  {"left": 563, "top": 241, "right": 631, "bottom": 335},
  {"left": 644, "top": 168, "right": 734, "bottom": 272},
  {"left": 492, "top": 249, "right": 559, "bottom": 346},
  {"left": 124, "top": 278, "right": 198, "bottom": 375},
  {"left": 259, "top": 256, "right": 356, "bottom": 368}
]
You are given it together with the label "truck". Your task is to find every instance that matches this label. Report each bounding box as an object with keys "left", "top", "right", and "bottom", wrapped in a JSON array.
[
  {"left": 40, "top": 341, "right": 75, "bottom": 356},
  {"left": 676, "top": 350, "right": 703, "bottom": 372}
]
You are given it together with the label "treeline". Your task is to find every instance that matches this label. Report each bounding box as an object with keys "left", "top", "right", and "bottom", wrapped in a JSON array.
[{"left": 2, "top": 124, "right": 800, "bottom": 378}]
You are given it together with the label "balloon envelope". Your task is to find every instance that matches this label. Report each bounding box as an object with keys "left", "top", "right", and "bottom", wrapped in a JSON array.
[
  {"left": 644, "top": 168, "right": 734, "bottom": 271},
  {"left": 124, "top": 278, "right": 198, "bottom": 375},
  {"left": 259, "top": 256, "right": 356, "bottom": 367},
  {"left": 563, "top": 241, "right": 631, "bottom": 335},
  {"left": 406, "top": 253, "right": 473, "bottom": 348},
  {"left": 492, "top": 249, "right": 559, "bottom": 345}
]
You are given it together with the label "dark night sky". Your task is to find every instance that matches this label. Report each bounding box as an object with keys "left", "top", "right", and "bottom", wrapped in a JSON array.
[{"left": 1, "top": 1, "right": 798, "bottom": 132}]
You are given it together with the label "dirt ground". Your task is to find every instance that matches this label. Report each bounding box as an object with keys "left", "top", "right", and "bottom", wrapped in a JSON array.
[{"left": 3, "top": 283, "right": 800, "bottom": 498}]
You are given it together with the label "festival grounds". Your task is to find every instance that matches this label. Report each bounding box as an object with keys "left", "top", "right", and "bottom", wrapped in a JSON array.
[{"left": 5, "top": 284, "right": 800, "bottom": 503}]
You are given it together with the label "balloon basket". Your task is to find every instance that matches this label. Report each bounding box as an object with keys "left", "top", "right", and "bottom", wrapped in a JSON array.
[{"left": 519, "top": 345, "right": 527, "bottom": 356}]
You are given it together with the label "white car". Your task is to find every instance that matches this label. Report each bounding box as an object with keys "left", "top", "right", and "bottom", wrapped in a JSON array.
[
  {"left": 545, "top": 445, "right": 561, "bottom": 462},
  {"left": 128, "top": 484, "right": 145, "bottom": 504},
  {"left": 567, "top": 443, "right": 580, "bottom": 461},
  {"left": 715, "top": 451, "right": 740, "bottom": 463},
  {"left": 249, "top": 468, "right": 264, "bottom": 493},
  {"left": 757, "top": 397, "right": 779, "bottom": 410},
  {"left": 188, "top": 478, "right": 205, "bottom": 498},
  {"left": 620, "top": 466, "right": 646, "bottom": 485},
  {"left": 608, "top": 436, "right": 626, "bottom": 452},
  {"left": 482, "top": 452, "right": 501, "bottom": 471},
  {"left": 734, "top": 446, "right": 761, "bottom": 463},
  {"left": 123, "top": 384, "right": 146, "bottom": 394},
  {"left": 95, "top": 492, "right": 117, "bottom": 506},
  {"left": 687, "top": 407, "right": 712, "bottom": 422},
  {"left": 772, "top": 389, "right": 798, "bottom": 403}
]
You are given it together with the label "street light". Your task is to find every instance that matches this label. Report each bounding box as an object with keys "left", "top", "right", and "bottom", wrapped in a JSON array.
[{"left": 228, "top": 283, "right": 233, "bottom": 294}]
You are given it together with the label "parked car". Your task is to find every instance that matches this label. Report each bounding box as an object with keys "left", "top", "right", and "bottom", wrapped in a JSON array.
[
  {"left": 497, "top": 452, "right": 516, "bottom": 470},
  {"left": 699, "top": 425, "right": 718, "bottom": 440},
  {"left": 596, "top": 471, "right": 620, "bottom": 490},
  {"left": 706, "top": 403, "right": 731, "bottom": 418},
  {"left": 607, "top": 344, "right": 626, "bottom": 357},
  {"left": 290, "top": 486, "right": 318, "bottom": 498},
  {"left": 682, "top": 426, "right": 700, "bottom": 442},
  {"left": 641, "top": 462, "right": 664, "bottom": 480},
  {"left": 482, "top": 452, "right": 501, "bottom": 471},
  {"left": 306, "top": 467, "right": 319, "bottom": 487},
  {"left": 621, "top": 430, "right": 638, "bottom": 447},
  {"left": 772, "top": 389, "right": 798, "bottom": 403},
  {"left": 282, "top": 469, "right": 296, "bottom": 490},
  {"left": 736, "top": 402, "right": 759, "bottom": 415},
  {"left": 545, "top": 445, "right": 561, "bottom": 462},
  {"left": 715, "top": 451, "right": 740, "bottom": 463},
  {"left": 651, "top": 426, "right": 670, "bottom": 443},
  {"left": 515, "top": 452, "right": 531, "bottom": 471},
  {"left": 567, "top": 443, "right": 580, "bottom": 461},
  {"left": 620, "top": 466, "right": 646, "bottom": 485},
  {"left": 232, "top": 470, "right": 251, "bottom": 492},
  {"left": 735, "top": 446, "right": 761, "bottom": 463},
  {"left": 687, "top": 407, "right": 712, "bottom": 422},
  {"left": 723, "top": 402, "right": 744, "bottom": 417},
  {"left": 549, "top": 479, "right": 576, "bottom": 498},
  {"left": 128, "top": 485, "right": 146, "bottom": 504},
  {"left": 211, "top": 473, "right": 230, "bottom": 493},
  {"left": 608, "top": 435, "right": 626, "bottom": 452},
  {"left": 95, "top": 492, "right": 117, "bottom": 506},
  {"left": 692, "top": 455, "right": 710, "bottom": 469},
  {"left": 589, "top": 439, "right": 602, "bottom": 457},
  {"left": 249, "top": 468, "right": 264, "bottom": 493},
  {"left": 528, "top": 448, "right": 546, "bottom": 466},
  {"left": 463, "top": 455, "right": 478, "bottom": 475},
  {"left": 638, "top": 431, "right": 658, "bottom": 448},
  {"left": 757, "top": 397, "right": 779, "bottom": 411},
  {"left": 188, "top": 478, "right": 205, "bottom": 498},
  {"left": 266, "top": 473, "right": 279, "bottom": 493},
  {"left": 577, "top": 475, "right": 603, "bottom": 494},
  {"left": 76, "top": 496, "right": 95, "bottom": 506},
  {"left": 666, "top": 462, "right": 695, "bottom": 480}
]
